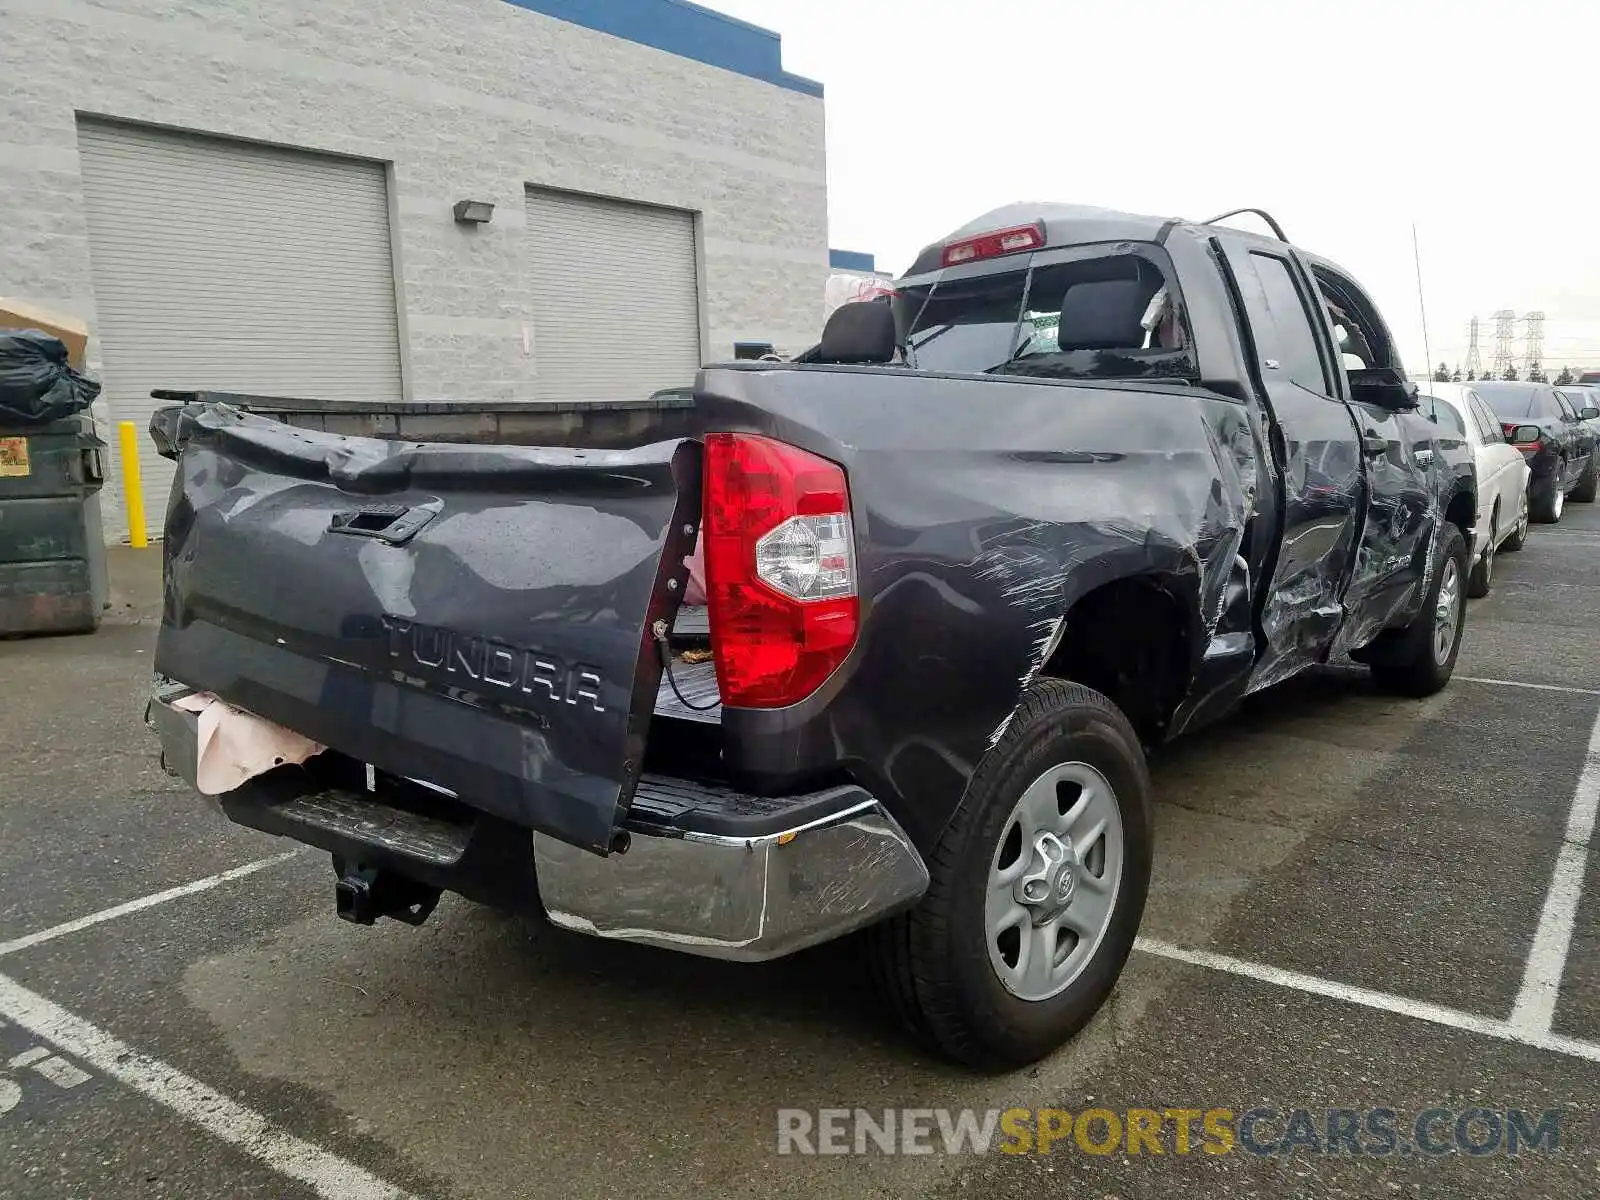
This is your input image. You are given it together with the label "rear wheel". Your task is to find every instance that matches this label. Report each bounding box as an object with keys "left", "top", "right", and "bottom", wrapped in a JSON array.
[
  {"left": 1467, "top": 505, "right": 1497, "bottom": 598},
  {"left": 1367, "top": 524, "right": 1468, "bottom": 697},
  {"left": 870, "top": 680, "right": 1151, "bottom": 1070},
  {"left": 1573, "top": 457, "right": 1598, "bottom": 503},
  {"left": 1532, "top": 469, "right": 1565, "bottom": 524}
]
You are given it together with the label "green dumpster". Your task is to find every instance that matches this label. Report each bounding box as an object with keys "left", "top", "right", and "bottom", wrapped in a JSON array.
[{"left": 0, "top": 413, "right": 109, "bottom": 635}]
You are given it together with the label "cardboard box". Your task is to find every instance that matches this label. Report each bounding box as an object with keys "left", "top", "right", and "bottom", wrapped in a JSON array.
[{"left": 0, "top": 299, "right": 89, "bottom": 369}]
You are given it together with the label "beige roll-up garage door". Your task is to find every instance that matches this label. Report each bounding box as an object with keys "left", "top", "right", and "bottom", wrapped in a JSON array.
[
  {"left": 75, "top": 119, "right": 404, "bottom": 539},
  {"left": 525, "top": 188, "right": 701, "bottom": 403}
]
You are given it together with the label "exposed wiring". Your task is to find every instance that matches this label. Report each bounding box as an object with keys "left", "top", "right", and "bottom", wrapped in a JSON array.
[{"left": 651, "top": 620, "right": 721, "bottom": 712}]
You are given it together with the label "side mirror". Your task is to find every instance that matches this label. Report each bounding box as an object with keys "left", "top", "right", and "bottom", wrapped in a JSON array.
[
  {"left": 1581, "top": 407, "right": 1599, "bottom": 420},
  {"left": 1347, "top": 367, "right": 1417, "bottom": 412},
  {"left": 1509, "top": 424, "right": 1542, "bottom": 445}
]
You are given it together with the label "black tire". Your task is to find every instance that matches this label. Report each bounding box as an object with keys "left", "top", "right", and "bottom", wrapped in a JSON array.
[
  {"left": 1368, "top": 523, "right": 1468, "bottom": 697},
  {"left": 1532, "top": 470, "right": 1565, "bottom": 524},
  {"left": 1467, "top": 505, "right": 1497, "bottom": 599},
  {"left": 869, "top": 680, "right": 1152, "bottom": 1070},
  {"left": 1573, "top": 457, "right": 1597, "bottom": 503}
]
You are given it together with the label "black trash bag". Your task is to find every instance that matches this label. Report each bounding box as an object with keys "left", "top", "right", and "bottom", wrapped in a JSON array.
[{"left": 0, "top": 330, "right": 103, "bottom": 426}]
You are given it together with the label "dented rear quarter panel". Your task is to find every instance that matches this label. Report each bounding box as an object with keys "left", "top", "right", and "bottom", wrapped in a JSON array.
[{"left": 694, "top": 365, "right": 1258, "bottom": 853}]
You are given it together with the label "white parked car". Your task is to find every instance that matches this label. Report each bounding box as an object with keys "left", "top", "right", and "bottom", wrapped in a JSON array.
[{"left": 1419, "top": 381, "right": 1532, "bottom": 596}]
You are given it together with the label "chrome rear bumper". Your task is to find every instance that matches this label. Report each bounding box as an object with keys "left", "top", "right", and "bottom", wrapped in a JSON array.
[
  {"left": 534, "top": 799, "right": 929, "bottom": 962},
  {"left": 148, "top": 681, "right": 929, "bottom": 962}
]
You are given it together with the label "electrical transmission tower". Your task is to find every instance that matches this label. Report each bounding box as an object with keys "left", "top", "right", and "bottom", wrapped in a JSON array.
[
  {"left": 1465, "top": 316, "right": 1483, "bottom": 378},
  {"left": 1491, "top": 310, "right": 1517, "bottom": 378},
  {"left": 1523, "top": 311, "right": 1546, "bottom": 380}
]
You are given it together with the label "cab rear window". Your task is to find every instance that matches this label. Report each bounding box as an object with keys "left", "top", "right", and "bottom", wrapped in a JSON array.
[{"left": 893, "top": 248, "right": 1196, "bottom": 383}]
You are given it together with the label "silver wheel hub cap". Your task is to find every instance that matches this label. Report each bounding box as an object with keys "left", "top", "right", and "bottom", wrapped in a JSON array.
[
  {"left": 1434, "top": 556, "right": 1461, "bottom": 665},
  {"left": 986, "top": 762, "right": 1125, "bottom": 1002},
  {"left": 1014, "top": 831, "right": 1077, "bottom": 919}
]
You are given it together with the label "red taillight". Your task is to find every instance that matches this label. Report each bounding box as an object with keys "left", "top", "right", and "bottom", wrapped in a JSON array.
[
  {"left": 702, "top": 433, "right": 859, "bottom": 709},
  {"left": 940, "top": 223, "right": 1045, "bottom": 268}
]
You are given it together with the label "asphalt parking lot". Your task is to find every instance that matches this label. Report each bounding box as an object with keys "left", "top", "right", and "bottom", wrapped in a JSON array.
[{"left": 3, "top": 514, "right": 1598, "bottom": 1200}]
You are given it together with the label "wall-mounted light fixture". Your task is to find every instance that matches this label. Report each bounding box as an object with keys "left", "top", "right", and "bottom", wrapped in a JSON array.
[{"left": 452, "top": 199, "right": 495, "bottom": 225}]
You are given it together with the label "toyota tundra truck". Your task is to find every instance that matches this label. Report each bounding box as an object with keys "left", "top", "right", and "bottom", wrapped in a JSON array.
[{"left": 146, "top": 203, "right": 1474, "bottom": 1069}]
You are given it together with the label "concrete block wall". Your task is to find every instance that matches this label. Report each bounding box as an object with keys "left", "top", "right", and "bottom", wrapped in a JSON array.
[{"left": 0, "top": 0, "right": 828, "bottom": 538}]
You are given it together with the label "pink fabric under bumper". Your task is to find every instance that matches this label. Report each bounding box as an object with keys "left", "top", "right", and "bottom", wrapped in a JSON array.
[{"left": 173, "top": 692, "right": 324, "bottom": 796}]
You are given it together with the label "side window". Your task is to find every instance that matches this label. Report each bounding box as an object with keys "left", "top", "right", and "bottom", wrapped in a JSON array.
[
  {"left": 1562, "top": 390, "right": 1592, "bottom": 418},
  {"left": 1243, "top": 253, "right": 1334, "bottom": 395},
  {"left": 1431, "top": 398, "right": 1467, "bottom": 438},
  {"left": 1553, "top": 389, "right": 1576, "bottom": 419},
  {"left": 1467, "top": 393, "right": 1502, "bottom": 443}
]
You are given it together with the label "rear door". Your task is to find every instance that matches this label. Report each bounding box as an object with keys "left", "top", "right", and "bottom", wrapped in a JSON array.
[
  {"left": 1554, "top": 388, "right": 1594, "bottom": 479},
  {"left": 1542, "top": 388, "right": 1575, "bottom": 482},
  {"left": 1466, "top": 389, "right": 1525, "bottom": 540},
  {"left": 1315, "top": 281, "right": 1436, "bottom": 630},
  {"left": 1428, "top": 393, "right": 1486, "bottom": 533},
  {"left": 152, "top": 405, "right": 700, "bottom": 855},
  {"left": 1216, "top": 239, "right": 1362, "bottom": 683}
]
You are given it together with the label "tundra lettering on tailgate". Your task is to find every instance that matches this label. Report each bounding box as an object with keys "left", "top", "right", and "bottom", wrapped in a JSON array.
[{"left": 380, "top": 614, "right": 605, "bottom": 713}]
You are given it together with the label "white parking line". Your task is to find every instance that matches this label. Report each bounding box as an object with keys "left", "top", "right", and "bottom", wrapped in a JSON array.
[
  {"left": 1509, "top": 705, "right": 1600, "bottom": 1033},
  {"left": 0, "top": 850, "right": 303, "bottom": 960},
  {"left": 1456, "top": 675, "right": 1600, "bottom": 698},
  {"left": 0, "top": 971, "right": 414, "bottom": 1199},
  {"left": 1136, "top": 938, "right": 1600, "bottom": 1065},
  {"left": 30, "top": 1054, "right": 92, "bottom": 1090}
]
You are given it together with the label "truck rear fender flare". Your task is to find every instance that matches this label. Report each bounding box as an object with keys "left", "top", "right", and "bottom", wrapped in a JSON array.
[{"left": 966, "top": 539, "right": 1211, "bottom": 761}]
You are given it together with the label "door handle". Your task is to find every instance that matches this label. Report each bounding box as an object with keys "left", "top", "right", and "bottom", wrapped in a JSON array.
[
  {"left": 329, "top": 503, "right": 437, "bottom": 545},
  {"left": 1361, "top": 433, "right": 1389, "bottom": 458}
]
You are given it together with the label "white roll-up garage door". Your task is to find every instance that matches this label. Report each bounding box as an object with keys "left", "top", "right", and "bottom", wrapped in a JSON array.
[
  {"left": 75, "top": 119, "right": 404, "bottom": 538},
  {"left": 525, "top": 188, "right": 701, "bottom": 403}
]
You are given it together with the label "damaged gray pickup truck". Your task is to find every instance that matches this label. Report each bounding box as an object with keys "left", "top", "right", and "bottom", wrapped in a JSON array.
[{"left": 147, "top": 204, "right": 1473, "bottom": 1069}]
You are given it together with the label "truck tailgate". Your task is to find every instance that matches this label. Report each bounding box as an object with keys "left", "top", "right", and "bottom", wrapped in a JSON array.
[{"left": 151, "top": 404, "right": 699, "bottom": 855}]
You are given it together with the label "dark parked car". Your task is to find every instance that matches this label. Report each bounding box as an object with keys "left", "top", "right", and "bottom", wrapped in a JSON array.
[
  {"left": 1559, "top": 383, "right": 1600, "bottom": 447},
  {"left": 145, "top": 203, "right": 1473, "bottom": 1070},
  {"left": 1474, "top": 380, "right": 1597, "bottom": 522}
]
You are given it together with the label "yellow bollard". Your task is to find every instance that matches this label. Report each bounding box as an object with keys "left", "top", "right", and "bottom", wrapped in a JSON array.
[{"left": 118, "top": 420, "right": 149, "bottom": 548}]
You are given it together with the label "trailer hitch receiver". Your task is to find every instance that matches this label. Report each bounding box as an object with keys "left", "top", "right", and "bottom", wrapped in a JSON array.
[{"left": 334, "top": 862, "right": 442, "bottom": 927}]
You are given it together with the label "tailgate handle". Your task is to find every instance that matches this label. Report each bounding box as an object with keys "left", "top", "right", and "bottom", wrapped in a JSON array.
[{"left": 329, "top": 503, "right": 436, "bottom": 545}]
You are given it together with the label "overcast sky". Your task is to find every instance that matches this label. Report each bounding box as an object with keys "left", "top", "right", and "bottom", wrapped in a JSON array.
[{"left": 712, "top": 0, "right": 1596, "bottom": 378}]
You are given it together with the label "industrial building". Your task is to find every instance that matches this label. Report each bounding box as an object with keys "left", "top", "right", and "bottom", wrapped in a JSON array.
[{"left": 0, "top": 0, "right": 836, "bottom": 540}]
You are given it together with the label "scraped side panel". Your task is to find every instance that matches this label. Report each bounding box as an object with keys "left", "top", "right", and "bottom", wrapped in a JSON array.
[{"left": 698, "top": 367, "right": 1260, "bottom": 854}]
